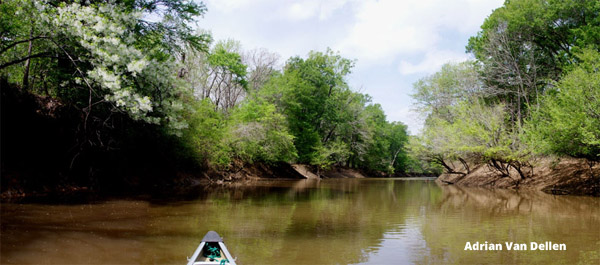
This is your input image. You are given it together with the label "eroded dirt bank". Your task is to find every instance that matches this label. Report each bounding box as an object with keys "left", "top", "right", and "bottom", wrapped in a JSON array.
[
  {"left": 214, "top": 163, "right": 371, "bottom": 182},
  {"left": 436, "top": 157, "right": 600, "bottom": 196},
  {"left": 0, "top": 163, "right": 379, "bottom": 200}
]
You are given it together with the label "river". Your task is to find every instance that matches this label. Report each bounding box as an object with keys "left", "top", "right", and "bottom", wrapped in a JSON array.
[{"left": 1, "top": 178, "right": 599, "bottom": 264}]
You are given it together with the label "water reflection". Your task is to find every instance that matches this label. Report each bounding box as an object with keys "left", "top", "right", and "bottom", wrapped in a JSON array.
[
  {"left": 1, "top": 179, "right": 598, "bottom": 264},
  {"left": 417, "top": 185, "right": 600, "bottom": 264}
]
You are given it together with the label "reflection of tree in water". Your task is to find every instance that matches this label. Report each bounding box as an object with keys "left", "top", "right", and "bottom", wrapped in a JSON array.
[
  {"left": 171, "top": 179, "right": 443, "bottom": 264},
  {"left": 5, "top": 180, "right": 594, "bottom": 264},
  {"left": 415, "top": 184, "right": 600, "bottom": 264}
]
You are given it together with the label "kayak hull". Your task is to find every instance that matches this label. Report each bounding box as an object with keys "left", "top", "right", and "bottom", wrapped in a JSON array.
[{"left": 187, "top": 231, "right": 236, "bottom": 265}]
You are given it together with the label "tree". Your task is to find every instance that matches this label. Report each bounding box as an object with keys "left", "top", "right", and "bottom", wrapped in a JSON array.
[
  {"left": 466, "top": 0, "right": 600, "bottom": 127},
  {"left": 1, "top": 0, "right": 209, "bottom": 134},
  {"left": 410, "top": 0, "right": 600, "bottom": 180},
  {"left": 469, "top": 22, "right": 546, "bottom": 128},
  {"left": 360, "top": 104, "right": 390, "bottom": 172},
  {"left": 387, "top": 122, "right": 410, "bottom": 173},
  {"left": 468, "top": 0, "right": 599, "bottom": 72},
  {"left": 255, "top": 49, "right": 412, "bottom": 173},
  {"left": 262, "top": 49, "right": 355, "bottom": 163},
  {"left": 227, "top": 98, "right": 297, "bottom": 164},
  {"left": 0, "top": 0, "right": 214, "bottom": 184},
  {"left": 338, "top": 93, "right": 373, "bottom": 168},
  {"left": 310, "top": 140, "right": 351, "bottom": 174},
  {"left": 525, "top": 48, "right": 600, "bottom": 161},
  {"left": 359, "top": 104, "right": 409, "bottom": 173},
  {"left": 412, "top": 60, "right": 531, "bottom": 178},
  {"left": 204, "top": 40, "right": 248, "bottom": 111},
  {"left": 412, "top": 61, "right": 493, "bottom": 174},
  {"left": 244, "top": 48, "right": 281, "bottom": 91},
  {"left": 405, "top": 135, "right": 443, "bottom": 174},
  {"left": 412, "top": 61, "right": 489, "bottom": 121},
  {"left": 183, "top": 39, "right": 248, "bottom": 112},
  {"left": 180, "top": 99, "right": 231, "bottom": 168}
]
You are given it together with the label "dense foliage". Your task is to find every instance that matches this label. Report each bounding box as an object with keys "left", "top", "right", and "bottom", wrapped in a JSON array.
[
  {"left": 182, "top": 48, "right": 411, "bottom": 174},
  {"left": 1, "top": 0, "right": 411, "bottom": 191},
  {"left": 252, "top": 50, "right": 410, "bottom": 173},
  {"left": 2, "top": 0, "right": 210, "bottom": 190},
  {"left": 412, "top": 0, "right": 600, "bottom": 178},
  {"left": 525, "top": 49, "right": 600, "bottom": 161}
]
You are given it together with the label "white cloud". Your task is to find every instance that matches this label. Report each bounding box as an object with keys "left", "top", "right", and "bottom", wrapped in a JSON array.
[
  {"left": 209, "top": 0, "right": 351, "bottom": 22},
  {"left": 337, "top": 0, "right": 435, "bottom": 62},
  {"left": 205, "top": 0, "right": 260, "bottom": 13},
  {"left": 285, "top": 0, "right": 351, "bottom": 21},
  {"left": 287, "top": 2, "right": 318, "bottom": 20},
  {"left": 398, "top": 50, "right": 471, "bottom": 75},
  {"left": 336, "top": 0, "right": 502, "bottom": 64},
  {"left": 316, "top": 0, "right": 351, "bottom": 20}
]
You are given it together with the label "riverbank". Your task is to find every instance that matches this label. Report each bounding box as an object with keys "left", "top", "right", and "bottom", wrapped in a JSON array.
[
  {"left": 436, "top": 157, "right": 600, "bottom": 196},
  {"left": 1, "top": 161, "right": 435, "bottom": 201},
  {"left": 4, "top": 156, "right": 596, "bottom": 201},
  {"left": 218, "top": 163, "right": 437, "bottom": 180}
]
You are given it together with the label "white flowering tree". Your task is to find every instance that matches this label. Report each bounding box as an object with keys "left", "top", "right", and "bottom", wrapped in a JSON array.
[{"left": 1, "top": 0, "right": 209, "bottom": 135}]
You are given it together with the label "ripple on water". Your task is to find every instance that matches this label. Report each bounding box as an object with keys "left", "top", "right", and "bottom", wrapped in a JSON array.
[{"left": 1, "top": 179, "right": 599, "bottom": 264}]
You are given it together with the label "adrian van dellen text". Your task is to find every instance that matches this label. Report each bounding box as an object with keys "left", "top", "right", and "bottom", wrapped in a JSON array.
[{"left": 464, "top": 241, "right": 566, "bottom": 251}]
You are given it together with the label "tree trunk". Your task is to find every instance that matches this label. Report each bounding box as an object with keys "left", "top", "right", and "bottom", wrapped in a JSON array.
[
  {"left": 458, "top": 157, "right": 471, "bottom": 174},
  {"left": 390, "top": 148, "right": 402, "bottom": 170},
  {"left": 322, "top": 124, "right": 337, "bottom": 144},
  {"left": 435, "top": 156, "right": 465, "bottom": 176},
  {"left": 22, "top": 28, "right": 34, "bottom": 90}
]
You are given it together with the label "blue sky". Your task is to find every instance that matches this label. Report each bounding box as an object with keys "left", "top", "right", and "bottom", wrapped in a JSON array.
[{"left": 196, "top": 0, "right": 504, "bottom": 134}]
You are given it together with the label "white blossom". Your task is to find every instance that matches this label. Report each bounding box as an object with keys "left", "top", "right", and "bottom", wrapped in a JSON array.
[{"left": 35, "top": 0, "right": 190, "bottom": 132}]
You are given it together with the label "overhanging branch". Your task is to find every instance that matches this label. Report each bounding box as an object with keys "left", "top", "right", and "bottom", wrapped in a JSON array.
[{"left": 0, "top": 52, "right": 51, "bottom": 69}]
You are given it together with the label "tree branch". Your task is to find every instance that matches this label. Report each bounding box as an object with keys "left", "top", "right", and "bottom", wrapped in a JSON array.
[
  {"left": 0, "top": 36, "right": 48, "bottom": 55},
  {"left": 0, "top": 52, "right": 51, "bottom": 69}
]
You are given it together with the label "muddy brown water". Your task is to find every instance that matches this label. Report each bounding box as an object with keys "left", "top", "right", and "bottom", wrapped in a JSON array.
[{"left": 1, "top": 178, "right": 599, "bottom": 264}]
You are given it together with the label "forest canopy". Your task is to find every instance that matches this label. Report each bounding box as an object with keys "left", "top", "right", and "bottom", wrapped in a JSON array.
[
  {"left": 1, "top": 0, "right": 412, "bottom": 190},
  {"left": 411, "top": 0, "right": 600, "bottom": 178}
]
